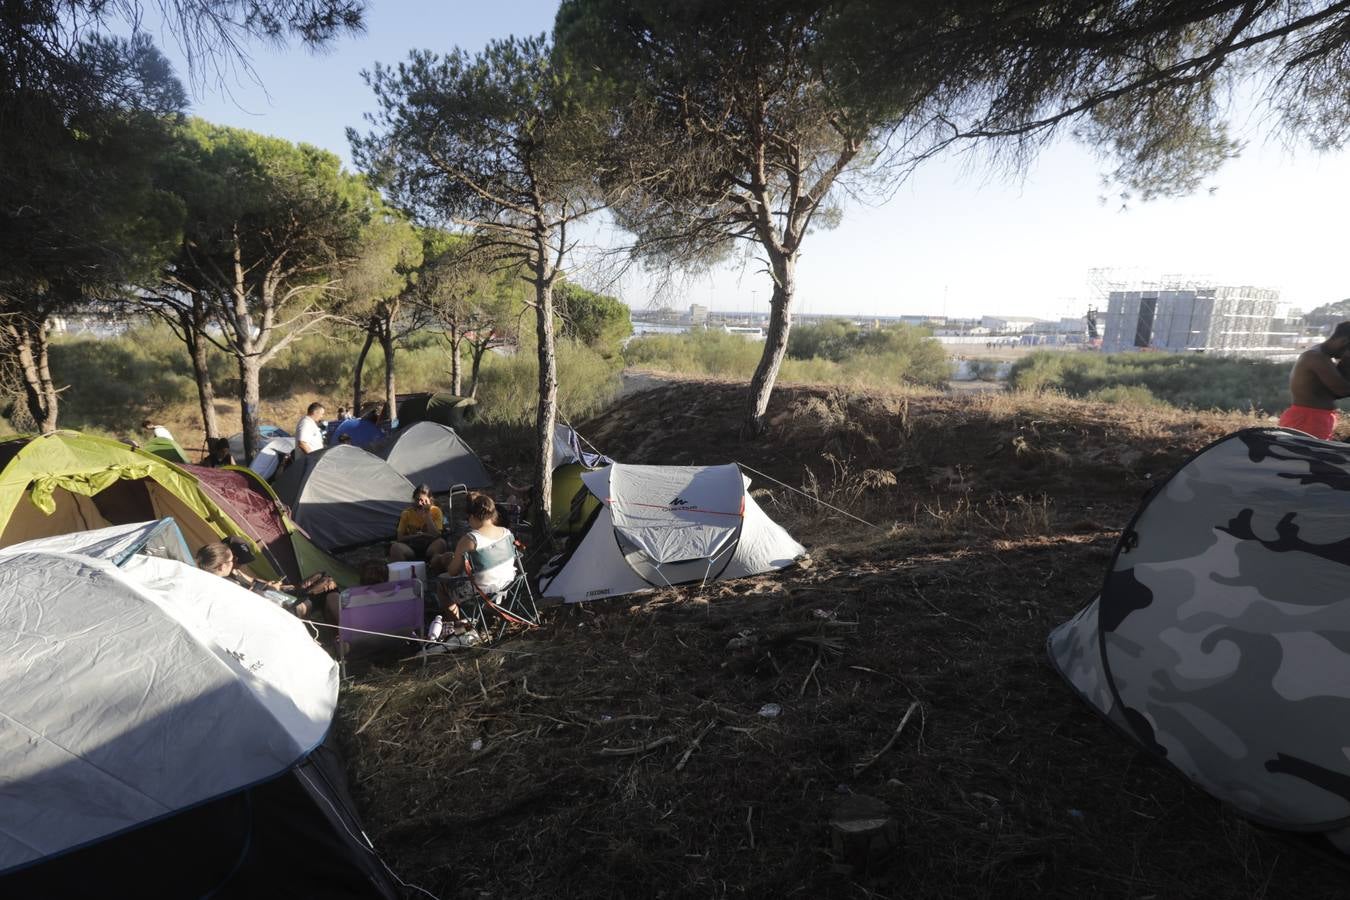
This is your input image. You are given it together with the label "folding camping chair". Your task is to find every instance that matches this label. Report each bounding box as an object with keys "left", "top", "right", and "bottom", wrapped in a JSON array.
[
  {"left": 459, "top": 537, "right": 539, "bottom": 641},
  {"left": 447, "top": 483, "right": 469, "bottom": 535}
]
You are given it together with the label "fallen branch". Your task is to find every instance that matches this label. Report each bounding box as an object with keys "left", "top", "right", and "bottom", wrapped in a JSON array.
[
  {"left": 853, "top": 701, "right": 920, "bottom": 775},
  {"left": 799, "top": 656, "right": 822, "bottom": 698},
  {"left": 355, "top": 695, "right": 391, "bottom": 735},
  {"left": 520, "top": 675, "right": 556, "bottom": 700},
  {"left": 675, "top": 720, "right": 718, "bottom": 772},
  {"left": 597, "top": 735, "right": 678, "bottom": 757},
  {"left": 596, "top": 714, "right": 660, "bottom": 726}
]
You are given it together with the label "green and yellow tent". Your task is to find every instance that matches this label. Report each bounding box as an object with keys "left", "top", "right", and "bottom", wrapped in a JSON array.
[
  {"left": 550, "top": 424, "right": 611, "bottom": 536},
  {"left": 0, "top": 432, "right": 355, "bottom": 587}
]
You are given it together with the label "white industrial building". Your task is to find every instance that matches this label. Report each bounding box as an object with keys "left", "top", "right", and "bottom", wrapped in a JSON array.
[
  {"left": 981, "top": 315, "right": 1040, "bottom": 334},
  {"left": 1102, "top": 286, "right": 1282, "bottom": 356}
]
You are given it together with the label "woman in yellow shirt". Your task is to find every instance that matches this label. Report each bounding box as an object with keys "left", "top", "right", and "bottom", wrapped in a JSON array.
[{"left": 389, "top": 484, "right": 447, "bottom": 565}]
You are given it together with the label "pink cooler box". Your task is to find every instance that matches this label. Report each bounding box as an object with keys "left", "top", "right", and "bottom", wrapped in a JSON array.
[{"left": 338, "top": 579, "right": 423, "bottom": 651}]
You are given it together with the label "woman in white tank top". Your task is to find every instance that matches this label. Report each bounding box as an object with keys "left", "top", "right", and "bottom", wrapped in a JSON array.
[{"left": 438, "top": 492, "right": 515, "bottom": 594}]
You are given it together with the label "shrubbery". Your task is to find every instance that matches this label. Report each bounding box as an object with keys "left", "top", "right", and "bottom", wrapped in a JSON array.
[
  {"left": 1008, "top": 351, "right": 1293, "bottom": 413},
  {"left": 30, "top": 322, "right": 620, "bottom": 436},
  {"left": 48, "top": 327, "right": 200, "bottom": 432},
  {"left": 623, "top": 323, "right": 949, "bottom": 389}
]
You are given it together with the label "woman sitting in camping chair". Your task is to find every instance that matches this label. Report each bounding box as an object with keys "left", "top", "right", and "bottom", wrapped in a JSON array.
[{"left": 434, "top": 491, "right": 518, "bottom": 624}]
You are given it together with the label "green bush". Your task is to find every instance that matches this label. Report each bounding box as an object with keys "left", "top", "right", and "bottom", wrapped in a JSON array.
[
  {"left": 1086, "top": 385, "right": 1165, "bottom": 407},
  {"left": 1008, "top": 351, "right": 1292, "bottom": 413},
  {"left": 966, "top": 359, "right": 1005, "bottom": 382},
  {"left": 49, "top": 326, "right": 199, "bottom": 430},
  {"left": 624, "top": 325, "right": 949, "bottom": 389},
  {"left": 473, "top": 339, "right": 621, "bottom": 426},
  {"left": 624, "top": 329, "right": 764, "bottom": 377},
  {"left": 33, "top": 321, "right": 619, "bottom": 435}
]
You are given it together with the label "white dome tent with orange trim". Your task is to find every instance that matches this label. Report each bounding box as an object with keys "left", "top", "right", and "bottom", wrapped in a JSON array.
[{"left": 538, "top": 463, "right": 805, "bottom": 604}]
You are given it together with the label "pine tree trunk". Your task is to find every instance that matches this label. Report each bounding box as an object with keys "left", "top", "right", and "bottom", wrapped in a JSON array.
[
  {"left": 743, "top": 252, "right": 796, "bottom": 438},
  {"left": 238, "top": 356, "right": 262, "bottom": 463},
  {"left": 187, "top": 329, "right": 219, "bottom": 442},
  {"left": 13, "top": 320, "right": 58, "bottom": 433},
  {"left": 533, "top": 280, "right": 558, "bottom": 541},
  {"left": 468, "top": 344, "right": 487, "bottom": 398},
  {"left": 186, "top": 296, "right": 220, "bottom": 442},
  {"left": 352, "top": 326, "right": 375, "bottom": 414},
  {"left": 448, "top": 332, "right": 462, "bottom": 396},
  {"left": 380, "top": 330, "right": 396, "bottom": 424}
]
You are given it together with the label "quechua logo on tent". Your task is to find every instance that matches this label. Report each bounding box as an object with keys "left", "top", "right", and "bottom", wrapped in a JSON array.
[{"left": 670, "top": 496, "right": 690, "bottom": 507}]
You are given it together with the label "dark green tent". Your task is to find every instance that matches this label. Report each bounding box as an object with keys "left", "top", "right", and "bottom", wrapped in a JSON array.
[{"left": 397, "top": 392, "right": 478, "bottom": 429}]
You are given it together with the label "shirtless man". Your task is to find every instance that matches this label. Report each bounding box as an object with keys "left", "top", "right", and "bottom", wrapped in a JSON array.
[{"left": 1279, "top": 321, "right": 1350, "bottom": 440}]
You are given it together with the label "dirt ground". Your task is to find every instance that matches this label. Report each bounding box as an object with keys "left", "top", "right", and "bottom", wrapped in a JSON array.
[{"left": 338, "top": 378, "right": 1348, "bottom": 899}]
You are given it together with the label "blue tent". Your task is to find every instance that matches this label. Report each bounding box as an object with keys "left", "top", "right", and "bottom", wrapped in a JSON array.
[{"left": 329, "top": 418, "right": 384, "bottom": 448}]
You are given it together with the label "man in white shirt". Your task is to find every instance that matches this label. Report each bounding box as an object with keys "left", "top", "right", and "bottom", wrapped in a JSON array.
[
  {"left": 294, "top": 402, "right": 325, "bottom": 455},
  {"left": 141, "top": 419, "right": 174, "bottom": 441}
]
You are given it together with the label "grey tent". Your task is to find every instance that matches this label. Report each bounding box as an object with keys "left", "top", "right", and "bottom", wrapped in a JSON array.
[
  {"left": 539, "top": 463, "right": 805, "bottom": 603},
  {"left": 273, "top": 445, "right": 414, "bottom": 551},
  {"left": 376, "top": 421, "right": 489, "bottom": 492},
  {"left": 1049, "top": 427, "right": 1350, "bottom": 850},
  {"left": 0, "top": 522, "right": 396, "bottom": 897},
  {"left": 228, "top": 424, "right": 289, "bottom": 463}
]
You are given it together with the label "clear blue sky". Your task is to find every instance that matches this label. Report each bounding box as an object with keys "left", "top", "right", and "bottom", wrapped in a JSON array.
[{"left": 152, "top": 1, "right": 1350, "bottom": 322}]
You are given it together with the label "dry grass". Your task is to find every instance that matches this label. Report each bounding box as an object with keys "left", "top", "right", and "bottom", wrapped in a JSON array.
[{"left": 338, "top": 378, "right": 1347, "bottom": 900}]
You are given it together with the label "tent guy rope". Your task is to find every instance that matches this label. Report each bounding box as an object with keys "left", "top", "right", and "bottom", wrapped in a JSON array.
[
  {"left": 307, "top": 620, "right": 538, "bottom": 655},
  {"left": 735, "top": 461, "right": 880, "bottom": 529}
]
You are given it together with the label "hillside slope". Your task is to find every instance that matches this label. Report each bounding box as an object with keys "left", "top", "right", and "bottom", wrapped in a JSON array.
[{"left": 340, "top": 380, "right": 1343, "bottom": 899}]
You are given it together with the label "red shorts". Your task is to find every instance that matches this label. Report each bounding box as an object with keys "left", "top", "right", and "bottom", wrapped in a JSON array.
[{"left": 1278, "top": 405, "right": 1338, "bottom": 440}]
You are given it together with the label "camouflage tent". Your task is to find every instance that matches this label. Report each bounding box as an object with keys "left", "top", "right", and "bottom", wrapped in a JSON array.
[{"left": 1050, "top": 428, "right": 1350, "bottom": 848}]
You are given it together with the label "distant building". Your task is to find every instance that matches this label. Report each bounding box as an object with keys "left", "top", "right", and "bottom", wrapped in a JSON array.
[
  {"left": 981, "top": 315, "right": 1039, "bottom": 334},
  {"left": 721, "top": 325, "right": 765, "bottom": 342},
  {"left": 1034, "top": 317, "right": 1089, "bottom": 335},
  {"left": 688, "top": 304, "right": 710, "bottom": 326},
  {"left": 896, "top": 314, "right": 946, "bottom": 328},
  {"left": 1102, "top": 286, "right": 1281, "bottom": 355}
]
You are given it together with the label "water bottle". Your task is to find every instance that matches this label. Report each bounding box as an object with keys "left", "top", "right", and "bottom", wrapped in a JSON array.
[{"left": 427, "top": 615, "right": 444, "bottom": 642}]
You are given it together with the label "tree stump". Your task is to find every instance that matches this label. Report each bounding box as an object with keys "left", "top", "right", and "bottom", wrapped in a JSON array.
[{"left": 829, "top": 794, "right": 900, "bottom": 875}]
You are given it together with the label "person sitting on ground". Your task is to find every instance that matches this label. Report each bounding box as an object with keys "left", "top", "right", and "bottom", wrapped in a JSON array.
[
  {"left": 195, "top": 541, "right": 339, "bottom": 623},
  {"left": 294, "top": 401, "right": 325, "bottom": 455},
  {"left": 358, "top": 559, "right": 388, "bottom": 585},
  {"left": 433, "top": 492, "right": 516, "bottom": 622},
  {"left": 389, "top": 484, "right": 447, "bottom": 566},
  {"left": 1279, "top": 321, "right": 1350, "bottom": 440},
  {"left": 201, "top": 437, "right": 235, "bottom": 468}
]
